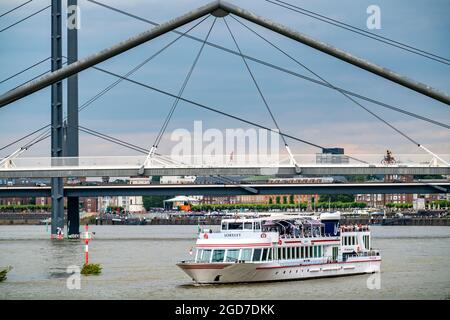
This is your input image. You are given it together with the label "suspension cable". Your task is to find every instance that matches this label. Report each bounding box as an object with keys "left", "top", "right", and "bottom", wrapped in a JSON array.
[
  {"left": 223, "top": 18, "right": 286, "bottom": 146},
  {"left": 0, "top": 5, "right": 50, "bottom": 33},
  {"left": 223, "top": 17, "right": 300, "bottom": 167},
  {"left": 230, "top": 16, "right": 421, "bottom": 147},
  {"left": 0, "top": 57, "right": 50, "bottom": 85},
  {"left": 150, "top": 17, "right": 217, "bottom": 159},
  {"left": 0, "top": 125, "right": 49, "bottom": 152},
  {"left": 7, "top": 61, "right": 67, "bottom": 93},
  {"left": 20, "top": 125, "right": 148, "bottom": 155},
  {"left": 266, "top": 0, "right": 450, "bottom": 66},
  {"left": 78, "top": 126, "right": 148, "bottom": 154},
  {"left": 84, "top": 0, "right": 449, "bottom": 129},
  {"left": 0, "top": 15, "right": 208, "bottom": 154},
  {"left": 0, "top": 0, "right": 33, "bottom": 19},
  {"left": 93, "top": 65, "right": 325, "bottom": 150}
]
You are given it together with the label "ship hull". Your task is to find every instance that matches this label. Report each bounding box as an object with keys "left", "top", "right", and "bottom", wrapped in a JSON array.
[{"left": 177, "top": 257, "right": 381, "bottom": 284}]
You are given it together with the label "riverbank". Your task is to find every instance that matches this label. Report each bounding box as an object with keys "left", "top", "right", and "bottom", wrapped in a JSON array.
[{"left": 1, "top": 212, "right": 450, "bottom": 226}]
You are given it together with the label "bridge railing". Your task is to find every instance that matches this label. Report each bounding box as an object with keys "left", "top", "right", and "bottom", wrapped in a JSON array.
[{"left": 0, "top": 154, "right": 449, "bottom": 170}]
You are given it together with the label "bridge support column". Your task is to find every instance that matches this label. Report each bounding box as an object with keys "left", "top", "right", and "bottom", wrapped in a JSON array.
[
  {"left": 66, "top": 0, "right": 80, "bottom": 238},
  {"left": 50, "top": 0, "right": 64, "bottom": 237}
]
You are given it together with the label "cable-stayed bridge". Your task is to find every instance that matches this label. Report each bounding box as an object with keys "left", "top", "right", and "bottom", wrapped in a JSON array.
[{"left": 0, "top": 0, "right": 449, "bottom": 237}]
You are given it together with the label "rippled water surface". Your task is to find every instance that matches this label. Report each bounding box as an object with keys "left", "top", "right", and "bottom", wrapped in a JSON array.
[{"left": 0, "top": 225, "right": 449, "bottom": 299}]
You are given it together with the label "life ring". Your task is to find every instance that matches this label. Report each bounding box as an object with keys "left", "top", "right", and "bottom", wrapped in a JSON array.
[
  {"left": 278, "top": 239, "right": 282, "bottom": 245},
  {"left": 203, "top": 233, "right": 209, "bottom": 239},
  {"left": 261, "top": 233, "right": 267, "bottom": 238}
]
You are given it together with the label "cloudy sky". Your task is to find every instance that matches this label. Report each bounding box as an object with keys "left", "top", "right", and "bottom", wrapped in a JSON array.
[{"left": 0, "top": 0, "right": 449, "bottom": 161}]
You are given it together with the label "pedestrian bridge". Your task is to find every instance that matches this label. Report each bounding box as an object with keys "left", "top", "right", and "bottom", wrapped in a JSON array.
[{"left": 0, "top": 154, "right": 449, "bottom": 178}]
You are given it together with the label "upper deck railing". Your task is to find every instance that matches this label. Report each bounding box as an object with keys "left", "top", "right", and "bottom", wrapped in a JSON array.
[{"left": 1, "top": 154, "right": 449, "bottom": 169}]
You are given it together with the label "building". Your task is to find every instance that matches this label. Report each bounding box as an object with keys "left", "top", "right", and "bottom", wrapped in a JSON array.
[
  {"left": 316, "top": 147, "right": 349, "bottom": 164},
  {"left": 80, "top": 197, "right": 98, "bottom": 213},
  {"left": 98, "top": 177, "right": 151, "bottom": 213},
  {"left": 128, "top": 176, "right": 148, "bottom": 213},
  {"left": 355, "top": 175, "right": 414, "bottom": 207},
  {"left": 0, "top": 197, "right": 35, "bottom": 206},
  {"left": 201, "top": 196, "right": 237, "bottom": 205},
  {"left": 160, "top": 176, "right": 196, "bottom": 184},
  {"left": 201, "top": 177, "right": 329, "bottom": 207}
]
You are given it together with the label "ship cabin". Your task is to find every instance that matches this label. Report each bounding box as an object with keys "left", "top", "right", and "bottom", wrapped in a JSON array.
[
  {"left": 194, "top": 215, "right": 349, "bottom": 265},
  {"left": 339, "top": 223, "right": 375, "bottom": 260}
]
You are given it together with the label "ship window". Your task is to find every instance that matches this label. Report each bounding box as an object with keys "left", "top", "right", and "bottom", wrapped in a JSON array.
[
  {"left": 225, "top": 249, "right": 239, "bottom": 262},
  {"left": 195, "top": 249, "right": 202, "bottom": 262},
  {"left": 261, "top": 248, "right": 268, "bottom": 261},
  {"left": 211, "top": 249, "right": 225, "bottom": 262},
  {"left": 221, "top": 222, "right": 227, "bottom": 230},
  {"left": 254, "top": 222, "right": 261, "bottom": 230},
  {"left": 287, "top": 247, "right": 291, "bottom": 259},
  {"left": 309, "top": 246, "right": 313, "bottom": 258},
  {"left": 301, "top": 246, "right": 304, "bottom": 258},
  {"left": 200, "top": 249, "right": 212, "bottom": 263},
  {"left": 277, "top": 247, "right": 281, "bottom": 260},
  {"left": 253, "top": 249, "right": 262, "bottom": 261},
  {"left": 228, "top": 222, "right": 243, "bottom": 230},
  {"left": 241, "top": 249, "right": 252, "bottom": 261},
  {"left": 283, "top": 247, "right": 287, "bottom": 260},
  {"left": 318, "top": 246, "right": 322, "bottom": 257},
  {"left": 296, "top": 247, "right": 300, "bottom": 259},
  {"left": 244, "top": 222, "right": 253, "bottom": 230},
  {"left": 268, "top": 248, "right": 272, "bottom": 261}
]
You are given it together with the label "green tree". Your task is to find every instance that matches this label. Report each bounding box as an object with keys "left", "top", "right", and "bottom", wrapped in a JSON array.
[
  {"left": 289, "top": 195, "right": 295, "bottom": 204},
  {"left": 320, "top": 194, "right": 354, "bottom": 203},
  {"left": 142, "top": 195, "right": 172, "bottom": 209},
  {"left": 276, "top": 196, "right": 281, "bottom": 204}
]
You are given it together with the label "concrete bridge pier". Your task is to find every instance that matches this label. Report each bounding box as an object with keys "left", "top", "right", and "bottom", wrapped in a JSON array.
[
  {"left": 50, "top": 178, "right": 65, "bottom": 237},
  {"left": 50, "top": 0, "right": 65, "bottom": 238},
  {"left": 66, "top": 0, "right": 80, "bottom": 239}
]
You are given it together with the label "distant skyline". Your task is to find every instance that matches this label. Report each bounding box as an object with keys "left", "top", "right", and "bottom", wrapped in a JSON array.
[{"left": 0, "top": 0, "right": 449, "bottom": 159}]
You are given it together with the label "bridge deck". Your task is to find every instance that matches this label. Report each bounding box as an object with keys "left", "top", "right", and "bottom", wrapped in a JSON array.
[{"left": 0, "top": 182, "right": 448, "bottom": 197}]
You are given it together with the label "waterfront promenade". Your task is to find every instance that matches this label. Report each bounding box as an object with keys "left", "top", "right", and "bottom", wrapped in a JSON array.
[{"left": 0, "top": 211, "right": 449, "bottom": 226}]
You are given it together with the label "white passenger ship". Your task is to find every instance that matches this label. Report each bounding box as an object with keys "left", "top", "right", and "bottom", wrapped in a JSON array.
[{"left": 177, "top": 212, "right": 381, "bottom": 284}]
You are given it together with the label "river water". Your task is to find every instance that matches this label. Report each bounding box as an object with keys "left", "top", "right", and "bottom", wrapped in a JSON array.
[{"left": 0, "top": 225, "right": 449, "bottom": 299}]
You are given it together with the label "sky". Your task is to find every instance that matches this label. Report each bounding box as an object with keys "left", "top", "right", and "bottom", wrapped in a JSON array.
[{"left": 0, "top": 0, "right": 449, "bottom": 161}]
